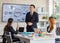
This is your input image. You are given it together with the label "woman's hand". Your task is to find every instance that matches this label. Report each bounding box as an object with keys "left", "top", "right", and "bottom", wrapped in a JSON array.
[{"left": 16, "top": 23, "right": 19, "bottom": 30}]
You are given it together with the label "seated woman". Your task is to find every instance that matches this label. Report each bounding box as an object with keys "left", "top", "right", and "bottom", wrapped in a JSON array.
[
  {"left": 2, "top": 18, "right": 20, "bottom": 43},
  {"left": 47, "top": 17, "right": 56, "bottom": 35}
]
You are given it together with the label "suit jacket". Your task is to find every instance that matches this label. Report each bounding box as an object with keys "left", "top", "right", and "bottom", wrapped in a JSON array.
[{"left": 25, "top": 12, "right": 39, "bottom": 32}]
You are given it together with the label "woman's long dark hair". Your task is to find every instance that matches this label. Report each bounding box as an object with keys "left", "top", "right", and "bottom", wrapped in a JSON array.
[{"left": 4, "top": 18, "right": 13, "bottom": 31}]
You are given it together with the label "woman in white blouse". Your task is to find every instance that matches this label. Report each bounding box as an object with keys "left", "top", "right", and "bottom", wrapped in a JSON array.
[{"left": 47, "top": 17, "right": 56, "bottom": 35}]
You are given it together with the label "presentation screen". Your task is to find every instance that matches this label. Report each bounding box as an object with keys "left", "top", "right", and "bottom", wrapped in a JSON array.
[{"left": 2, "top": 3, "right": 30, "bottom": 22}]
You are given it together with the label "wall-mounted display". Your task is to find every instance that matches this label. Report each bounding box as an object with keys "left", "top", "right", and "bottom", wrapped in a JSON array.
[{"left": 2, "top": 3, "right": 30, "bottom": 22}]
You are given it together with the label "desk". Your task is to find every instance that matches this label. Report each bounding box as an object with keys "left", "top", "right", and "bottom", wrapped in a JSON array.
[{"left": 14, "top": 34, "right": 59, "bottom": 43}]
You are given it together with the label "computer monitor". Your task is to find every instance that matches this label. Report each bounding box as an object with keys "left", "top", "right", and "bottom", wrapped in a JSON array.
[{"left": 19, "top": 27, "right": 24, "bottom": 32}]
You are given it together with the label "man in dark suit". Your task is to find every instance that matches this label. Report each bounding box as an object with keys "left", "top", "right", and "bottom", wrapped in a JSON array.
[{"left": 25, "top": 4, "right": 39, "bottom": 32}]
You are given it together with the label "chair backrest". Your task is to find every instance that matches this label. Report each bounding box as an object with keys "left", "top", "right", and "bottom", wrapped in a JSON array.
[
  {"left": 56, "top": 27, "right": 60, "bottom": 35},
  {"left": 6, "top": 32, "right": 12, "bottom": 43},
  {"left": 19, "top": 27, "right": 24, "bottom": 32}
]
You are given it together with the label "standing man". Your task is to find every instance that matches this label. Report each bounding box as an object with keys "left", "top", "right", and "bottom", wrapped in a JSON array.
[{"left": 25, "top": 4, "right": 39, "bottom": 32}]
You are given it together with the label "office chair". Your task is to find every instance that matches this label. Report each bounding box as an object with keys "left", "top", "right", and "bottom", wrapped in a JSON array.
[
  {"left": 6, "top": 32, "right": 12, "bottom": 43},
  {"left": 6, "top": 32, "right": 20, "bottom": 43},
  {"left": 56, "top": 27, "right": 60, "bottom": 35},
  {"left": 55, "top": 38, "right": 60, "bottom": 43}
]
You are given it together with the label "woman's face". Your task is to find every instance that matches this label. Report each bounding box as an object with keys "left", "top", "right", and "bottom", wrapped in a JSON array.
[
  {"left": 11, "top": 21, "right": 13, "bottom": 25},
  {"left": 48, "top": 20, "right": 50, "bottom": 24},
  {"left": 9, "top": 21, "right": 13, "bottom": 26}
]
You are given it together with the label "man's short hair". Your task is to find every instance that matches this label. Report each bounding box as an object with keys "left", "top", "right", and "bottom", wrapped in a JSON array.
[{"left": 30, "top": 4, "right": 35, "bottom": 8}]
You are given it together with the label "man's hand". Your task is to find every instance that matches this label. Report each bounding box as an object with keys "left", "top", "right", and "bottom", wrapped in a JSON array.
[{"left": 28, "top": 22, "right": 33, "bottom": 26}]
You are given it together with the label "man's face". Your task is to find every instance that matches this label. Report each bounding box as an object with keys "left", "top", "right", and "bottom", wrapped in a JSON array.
[{"left": 30, "top": 6, "right": 35, "bottom": 12}]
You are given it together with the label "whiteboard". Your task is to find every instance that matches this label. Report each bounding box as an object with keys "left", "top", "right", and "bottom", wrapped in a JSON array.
[{"left": 2, "top": 3, "right": 30, "bottom": 22}]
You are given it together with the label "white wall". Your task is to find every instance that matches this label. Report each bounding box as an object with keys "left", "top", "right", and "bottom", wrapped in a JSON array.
[
  {"left": 0, "top": 0, "right": 48, "bottom": 35},
  {"left": 49, "top": 0, "right": 53, "bottom": 16}
]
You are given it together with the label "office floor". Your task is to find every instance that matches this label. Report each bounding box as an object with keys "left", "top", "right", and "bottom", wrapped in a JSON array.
[{"left": 0, "top": 42, "right": 2, "bottom": 43}]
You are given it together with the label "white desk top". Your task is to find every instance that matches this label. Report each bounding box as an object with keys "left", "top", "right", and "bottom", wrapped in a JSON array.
[{"left": 14, "top": 34, "right": 60, "bottom": 40}]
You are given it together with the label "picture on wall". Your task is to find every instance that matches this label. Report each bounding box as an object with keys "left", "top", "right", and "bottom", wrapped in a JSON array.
[{"left": 2, "top": 3, "right": 30, "bottom": 22}]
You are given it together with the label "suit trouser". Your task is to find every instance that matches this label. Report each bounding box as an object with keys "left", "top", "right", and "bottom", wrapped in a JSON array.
[{"left": 2, "top": 38, "right": 6, "bottom": 43}]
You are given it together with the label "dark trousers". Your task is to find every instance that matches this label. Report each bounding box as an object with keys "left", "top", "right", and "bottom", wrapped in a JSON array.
[{"left": 2, "top": 38, "right": 6, "bottom": 43}]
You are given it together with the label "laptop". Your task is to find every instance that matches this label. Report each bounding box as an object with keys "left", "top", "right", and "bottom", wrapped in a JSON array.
[{"left": 19, "top": 27, "right": 24, "bottom": 32}]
